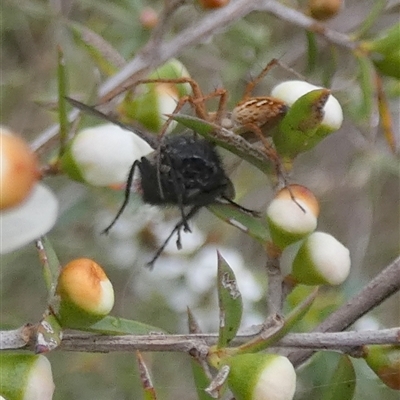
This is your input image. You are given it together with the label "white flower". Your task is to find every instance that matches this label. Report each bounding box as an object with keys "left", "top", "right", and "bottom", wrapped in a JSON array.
[
  {"left": 266, "top": 185, "right": 319, "bottom": 249},
  {"left": 292, "top": 231, "right": 351, "bottom": 285},
  {"left": 1, "top": 183, "right": 58, "bottom": 254},
  {"left": 23, "top": 355, "right": 55, "bottom": 400},
  {"left": 228, "top": 353, "right": 296, "bottom": 400},
  {"left": 65, "top": 124, "right": 153, "bottom": 186},
  {"left": 271, "top": 80, "right": 343, "bottom": 131}
]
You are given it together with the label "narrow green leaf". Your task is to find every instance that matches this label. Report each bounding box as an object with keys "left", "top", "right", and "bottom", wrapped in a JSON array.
[
  {"left": 35, "top": 311, "right": 63, "bottom": 353},
  {"left": 375, "top": 74, "right": 397, "bottom": 153},
  {"left": 187, "top": 308, "right": 215, "bottom": 400},
  {"left": 68, "top": 21, "right": 125, "bottom": 76},
  {"left": 191, "top": 360, "right": 215, "bottom": 400},
  {"left": 306, "top": 31, "right": 318, "bottom": 74},
  {"left": 35, "top": 236, "right": 61, "bottom": 299},
  {"left": 322, "top": 355, "right": 356, "bottom": 400},
  {"left": 57, "top": 46, "right": 68, "bottom": 158},
  {"left": 217, "top": 252, "right": 243, "bottom": 348},
  {"left": 273, "top": 89, "right": 330, "bottom": 160},
  {"left": 236, "top": 287, "right": 319, "bottom": 354},
  {"left": 67, "top": 315, "right": 166, "bottom": 335},
  {"left": 208, "top": 204, "right": 269, "bottom": 244},
  {"left": 187, "top": 307, "right": 203, "bottom": 334},
  {"left": 351, "top": 0, "right": 386, "bottom": 39},
  {"left": 171, "top": 114, "right": 274, "bottom": 175},
  {"left": 136, "top": 351, "right": 158, "bottom": 400},
  {"left": 355, "top": 54, "right": 375, "bottom": 122}
]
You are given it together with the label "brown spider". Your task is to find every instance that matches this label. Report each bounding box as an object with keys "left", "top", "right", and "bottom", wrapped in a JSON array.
[{"left": 98, "top": 59, "right": 291, "bottom": 176}]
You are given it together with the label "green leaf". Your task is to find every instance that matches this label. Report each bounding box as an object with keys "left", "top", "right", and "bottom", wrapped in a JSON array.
[
  {"left": 306, "top": 31, "right": 318, "bottom": 74},
  {"left": 119, "top": 89, "right": 163, "bottom": 133},
  {"left": 171, "top": 114, "right": 274, "bottom": 175},
  {"left": 187, "top": 308, "right": 215, "bottom": 400},
  {"left": 35, "top": 311, "right": 63, "bottom": 353},
  {"left": 191, "top": 360, "right": 215, "bottom": 400},
  {"left": 66, "top": 315, "right": 166, "bottom": 335},
  {"left": 68, "top": 21, "right": 125, "bottom": 76},
  {"left": 148, "top": 59, "right": 192, "bottom": 97},
  {"left": 57, "top": 46, "right": 68, "bottom": 158},
  {"left": 136, "top": 351, "right": 158, "bottom": 400},
  {"left": 322, "top": 355, "right": 356, "bottom": 400},
  {"left": 236, "top": 287, "right": 318, "bottom": 354},
  {"left": 273, "top": 89, "right": 330, "bottom": 160},
  {"left": 208, "top": 204, "right": 269, "bottom": 244},
  {"left": 217, "top": 252, "right": 243, "bottom": 348},
  {"left": 36, "top": 236, "right": 61, "bottom": 300},
  {"left": 355, "top": 54, "right": 375, "bottom": 122},
  {"left": 187, "top": 307, "right": 203, "bottom": 334}
]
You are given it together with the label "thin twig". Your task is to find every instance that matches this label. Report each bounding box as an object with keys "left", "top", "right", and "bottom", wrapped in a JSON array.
[
  {"left": 266, "top": 255, "right": 283, "bottom": 316},
  {"left": 30, "top": 0, "right": 357, "bottom": 152},
  {"left": 288, "top": 255, "right": 400, "bottom": 366},
  {"left": 2, "top": 326, "right": 399, "bottom": 354}
]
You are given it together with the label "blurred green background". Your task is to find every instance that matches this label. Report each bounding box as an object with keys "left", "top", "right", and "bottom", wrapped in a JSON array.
[{"left": 1, "top": 0, "right": 399, "bottom": 399}]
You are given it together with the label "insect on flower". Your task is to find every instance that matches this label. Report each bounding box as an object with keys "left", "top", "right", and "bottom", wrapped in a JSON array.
[
  {"left": 100, "top": 58, "right": 293, "bottom": 179},
  {"left": 67, "top": 98, "right": 258, "bottom": 268}
]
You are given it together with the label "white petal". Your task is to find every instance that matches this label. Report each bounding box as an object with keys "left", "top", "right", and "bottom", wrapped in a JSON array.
[
  {"left": 0, "top": 184, "right": 58, "bottom": 254},
  {"left": 253, "top": 356, "right": 296, "bottom": 400},
  {"left": 267, "top": 198, "right": 317, "bottom": 234},
  {"left": 71, "top": 124, "right": 153, "bottom": 186},
  {"left": 308, "top": 232, "right": 351, "bottom": 285},
  {"left": 23, "top": 355, "right": 55, "bottom": 400},
  {"left": 271, "top": 80, "right": 343, "bottom": 130}
]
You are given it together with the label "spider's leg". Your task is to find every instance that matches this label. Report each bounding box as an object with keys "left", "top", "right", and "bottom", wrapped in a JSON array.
[{"left": 242, "top": 59, "right": 280, "bottom": 99}]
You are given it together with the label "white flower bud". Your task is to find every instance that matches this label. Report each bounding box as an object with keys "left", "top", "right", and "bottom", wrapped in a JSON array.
[
  {"left": 62, "top": 124, "right": 153, "bottom": 186},
  {"left": 0, "top": 183, "right": 59, "bottom": 254},
  {"left": 271, "top": 80, "right": 343, "bottom": 131},
  {"left": 0, "top": 354, "right": 55, "bottom": 400},
  {"left": 267, "top": 185, "right": 319, "bottom": 249},
  {"left": 227, "top": 353, "right": 296, "bottom": 400},
  {"left": 292, "top": 231, "right": 351, "bottom": 285}
]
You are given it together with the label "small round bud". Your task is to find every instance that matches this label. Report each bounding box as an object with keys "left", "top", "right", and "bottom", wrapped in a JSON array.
[
  {"left": 291, "top": 231, "right": 351, "bottom": 285},
  {"left": 61, "top": 124, "right": 153, "bottom": 186},
  {"left": 139, "top": 7, "right": 159, "bottom": 29},
  {"left": 308, "top": 0, "right": 343, "bottom": 21},
  {"left": 271, "top": 81, "right": 343, "bottom": 131},
  {"left": 0, "top": 354, "right": 55, "bottom": 400},
  {"left": 198, "top": 0, "right": 230, "bottom": 9},
  {"left": 364, "top": 345, "right": 400, "bottom": 390},
  {"left": 267, "top": 185, "right": 319, "bottom": 249},
  {"left": 227, "top": 353, "right": 296, "bottom": 400},
  {"left": 57, "top": 258, "right": 115, "bottom": 326},
  {"left": 0, "top": 127, "right": 40, "bottom": 210},
  {"left": 123, "top": 59, "right": 192, "bottom": 132}
]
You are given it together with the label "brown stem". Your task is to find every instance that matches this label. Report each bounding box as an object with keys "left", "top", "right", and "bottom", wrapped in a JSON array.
[{"left": 288, "top": 255, "right": 400, "bottom": 366}]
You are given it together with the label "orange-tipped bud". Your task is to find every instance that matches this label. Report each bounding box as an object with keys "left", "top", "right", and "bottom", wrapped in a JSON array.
[
  {"left": 57, "top": 258, "right": 114, "bottom": 327},
  {"left": 198, "top": 0, "right": 230, "bottom": 9},
  {"left": 267, "top": 185, "right": 319, "bottom": 249},
  {"left": 0, "top": 127, "right": 40, "bottom": 210},
  {"left": 308, "top": 0, "right": 343, "bottom": 21}
]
